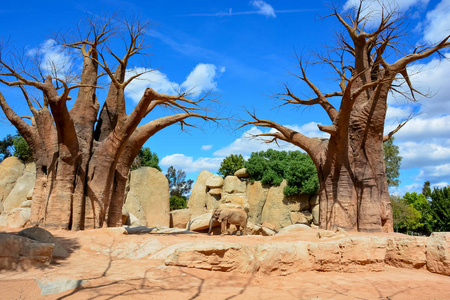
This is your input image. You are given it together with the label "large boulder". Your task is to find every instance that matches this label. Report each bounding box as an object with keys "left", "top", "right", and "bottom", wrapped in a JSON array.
[
  {"left": 311, "top": 204, "right": 320, "bottom": 225},
  {"left": 222, "top": 176, "right": 246, "bottom": 194},
  {"left": 5, "top": 207, "right": 31, "bottom": 228},
  {"left": 256, "top": 242, "right": 311, "bottom": 275},
  {"left": 277, "top": 223, "right": 311, "bottom": 235},
  {"left": 165, "top": 242, "right": 258, "bottom": 273},
  {"left": 18, "top": 227, "right": 69, "bottom": 259},
  {"left": 186, "top": 211, "right": 218, "bottom": 231},
  {"left": 170, "top": 208, "right": 190, "bottom": 229},
  {"left": 246, "top": 181, "right": 269, "bottom": 224},
  {"left": 188, "top": 170, "right": 214, "bottom": 218},
  {"left": 260, "top": 180, "right": 292, "bottom": 230},
  {"left": 234, "top": 168, "right": 249, "bottom": 178},
  {"left": 205, "top": 175, "right": 224, "bottom": 188},
  {"left": 385, "top": 236, "right": 427, "bottom": 269},
  {"left": 3, "top": 163, "right": 36, "bottom": 213},
  {"left": 427, "top": 232, "right": 450, "bottom": 276},
  {"left": 0, "top": 233, "right": 54, "bottom": 270},
  {"left": 309, "top": 236, "right": 386, "bottom": 272},
  {"left": 220, "top": 194, "right": 248, "bottom": 209},
  {"left": 124, "top": 167, "right": 170, "bottom": 227},
  {"left": 0, "top": 157, "right": 25, "bottom": 213}
]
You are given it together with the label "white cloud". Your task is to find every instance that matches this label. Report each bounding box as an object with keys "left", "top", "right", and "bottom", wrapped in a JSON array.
[
  {"left": 125, "top": 63, "right": 224, "bottom": 102},
  {"left": 181, "top": 63, "right": 224, "bottom": 96},
  {"left": 213, "top": 125, "right": 319, "bottom": 157},
  {"left": 417, "top": 163, "right": 450, "bottom": 182},
  {"left": 27, "top": 39, "right": 74, "bottom": 81},
  {"left": 201, "top": 145, "right": 213, "bottom": 151},
  {"left": 160, "top": 154, "right": 222, "bottom": 173},
  {"left": 343, "top": 0, "right": 429, "bottom": 27},
  {"left": 125, "top": 68, "right": 180, "bottom": 102},
  {"left": 250, "top": 0, "right": 276, "bottom": 18},
  {"left": 398, "top": 141, "right": 450, "bottom": 169},
  {"left": 422, "top": 0, "right": 450, "bottom": 43},
  {"left": 390, "top": 183, "right": 423, "bottom": 196}
]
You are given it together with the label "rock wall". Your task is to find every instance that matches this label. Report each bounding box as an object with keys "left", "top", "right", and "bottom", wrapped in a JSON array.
[{"left": 187, "top": 168, "right": 319, "bottom": 230}]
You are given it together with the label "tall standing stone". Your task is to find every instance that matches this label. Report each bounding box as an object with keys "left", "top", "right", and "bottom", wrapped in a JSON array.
[
  {"left": 0, "top": 157, "right": 25, "bottom": 213},
  {"left": 188, "top": 170, "right": 214, "bottom": 218},
  {"left": 124, "top": 167, "right": 170, "bottom": 227},
  {"left": 260, "top": 180, "right": 292, "bottom": 230}
]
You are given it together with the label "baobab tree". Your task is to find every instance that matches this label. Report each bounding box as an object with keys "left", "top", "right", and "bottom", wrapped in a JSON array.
[
  {"left": 0, "top": 15, "right": 217, "bottom": 230},
  {"left": 244, "top": 3, "right": 449, "bottom": 232}
]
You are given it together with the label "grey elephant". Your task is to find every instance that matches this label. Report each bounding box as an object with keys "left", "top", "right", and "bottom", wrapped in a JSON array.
[{"left": 208, "top": 208, "right": 248, "bottom": 236}]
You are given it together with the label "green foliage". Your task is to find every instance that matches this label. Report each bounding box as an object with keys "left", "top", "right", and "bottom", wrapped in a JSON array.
[
  {"left": 422, "top": 181, "right": 432, "bottom": 199},
  {"left": 244, "top": 149, "right": 319, "bottom": 196},
  {"left": 132, "top": 147, "right": 161, "bottom": 171},
  {"left": 383, "top": 137, "right": 402, "bottom": 187},
  {"left": 390, "top": 195, "right": 422, "bottom": 233},
  {"left": 403, "top": 192, "right": 434, "bottom": 235},
  {"left": 166, "top": 166, "right": 193, "bottom": 199},
  {"left": 0, "top": 134, "right": 15, "bottom": 162},
  {"left": 170, "top": 195, "right": 187, "bottom": 210},
  {"left": 12, "top": 136, "right": 33, "bottom": 163},
  {"left": 217, "top": 154, "right": 245, "bottom": 177},
  {"left": 430, "top": 186, "right": 450, "bottom": 232}
]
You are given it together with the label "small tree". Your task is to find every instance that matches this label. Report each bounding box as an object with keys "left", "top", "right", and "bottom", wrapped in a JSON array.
[
  {"left": 165, "top": 166, "right": 193, "bottom": 210},
  {"left": 430, "top": 186, "right": 450, "bottom": 232},
  {"left": 422, "top": 181, "right": 432, "bottom": 199},
  {"left": 13, "top": 136, "right": 33, "bottom": 163},
  {"left": 383, "top": 137, "right": 402, "bottom": 187},
  {"left": 217, "top": 154, "right": 245, "bottom": 177},
  {"left": 403, "top": 192, "right": 433, "bottom": 235},
  {"left": 0, "top": 134, "right": 15, "bottom": 161},
  {"left": 131, "top": 147, "right": 161, "bottom": 171},
  {"left": 390, "top": 195, "right": 421, "bottom": 233}
]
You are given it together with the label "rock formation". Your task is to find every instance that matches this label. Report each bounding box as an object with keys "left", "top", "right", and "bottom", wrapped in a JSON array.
[{"left": 123, "top": 167, "right": 170, "bottom": 227}]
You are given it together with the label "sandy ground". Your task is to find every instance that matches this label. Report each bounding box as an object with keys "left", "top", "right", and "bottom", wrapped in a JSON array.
[{"left": 1, "top": 228, "right": 450, "bottom": 300}]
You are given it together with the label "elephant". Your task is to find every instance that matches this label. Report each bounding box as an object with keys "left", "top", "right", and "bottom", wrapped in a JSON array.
[{"left": 208, "top": 208, "right": 248, "bottom": 236}]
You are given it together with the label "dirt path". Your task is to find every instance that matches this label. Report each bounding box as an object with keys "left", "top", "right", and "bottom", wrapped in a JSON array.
[{"left": 1, "top": 228, "right": 449, "bottom": 299}]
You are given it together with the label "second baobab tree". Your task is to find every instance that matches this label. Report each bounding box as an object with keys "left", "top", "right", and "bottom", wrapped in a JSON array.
[
  {"left": 0, "top": 15, "right": 217, "bottom": 230},
  {"left": 245, "top": 2, "right": 449, "bottom": 232}
]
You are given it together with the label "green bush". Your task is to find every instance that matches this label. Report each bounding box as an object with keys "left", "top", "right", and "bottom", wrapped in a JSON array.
[
  {"left": 245, "top": 149, "right": 318, "bottom": 196},
  {"left": 13, "top": 136, "right": 33, "bottom": 163},
  {"left": 170, "top": 195, "right": 187, "bottom": 210},
  {"left": 217, "top": 154, "right": 245, "bottom": 177}
]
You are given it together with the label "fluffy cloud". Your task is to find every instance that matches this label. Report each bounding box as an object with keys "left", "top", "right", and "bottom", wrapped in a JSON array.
[
  {"left": 160, "top": 154, "right": 222, "bottom": 173},
  {"left": 421, "top": 0, "right": 450, "bottom": 43},
  {"left": 212, "top": 125, "right": 322, "bottom": 157},
  {"left": 181, "top": 63, "right": 225, "bottom": 96},
  {"left": 125, "top": 63, "right": 224, "bottom": 102},
  {"left": 343, "top": 0, "right": 429, "bottom": 26},
  {"left": 417, "top": 163, "right": 450, "bottom": 182},
  {"left": 201, "top": 145, "right": 213, "bottom": 151},
  {"left": 27, "top": 39, "right": 75, "bottom": 81},
  {"left": 125, "top": 68, "right": 180, "bottom": 102},
  {"left": 250, "top": 0, "right": 276, "bottom": 18}
]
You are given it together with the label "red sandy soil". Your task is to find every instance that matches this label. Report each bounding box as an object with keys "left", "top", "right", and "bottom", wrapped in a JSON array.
[{"left": 1, "top": 227, "right": 449, "bottom": 300}]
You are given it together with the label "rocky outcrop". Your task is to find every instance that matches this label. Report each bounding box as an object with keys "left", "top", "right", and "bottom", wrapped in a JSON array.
[
  {"left": 170, "top": 208, "right": 190, "bottom": 229},
  {"left": 0, "top": 233, "right": 54, "bottom": 270},
  {"left": 166, "top": 242, "right": 259, "bottom": 273},
  {"left": 427, "top": 232, "right": 450, "bottom": 276},
  {"left": 0, "top": 157, "right": 26, "bottom": 213},
  {"left": 188, "top": 170, "right": 215, "bottom": 218},
  {"left": 385, "top": 236, "right": 427, "bottom": 269},
  {"left": 124, "top": 167, "right": 170, "bottom": 227},
  {"left": 18, "top": 227, "right": 69, "bottom": 259},
  {"left": 2, "top": 163, "right": 35, "bottom": 213},
  {"left": 260, "top": 181, "right": 292, "bottom": 230}
]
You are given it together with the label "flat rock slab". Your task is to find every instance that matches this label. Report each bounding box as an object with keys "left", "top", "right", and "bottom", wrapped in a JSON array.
[{"left": 35, "top": 278, "right": 88, "bottom": 295}]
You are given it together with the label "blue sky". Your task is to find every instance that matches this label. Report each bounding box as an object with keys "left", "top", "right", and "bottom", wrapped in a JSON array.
[{"left": 0, "top": 0, "right": 449, "bottom": 195}]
